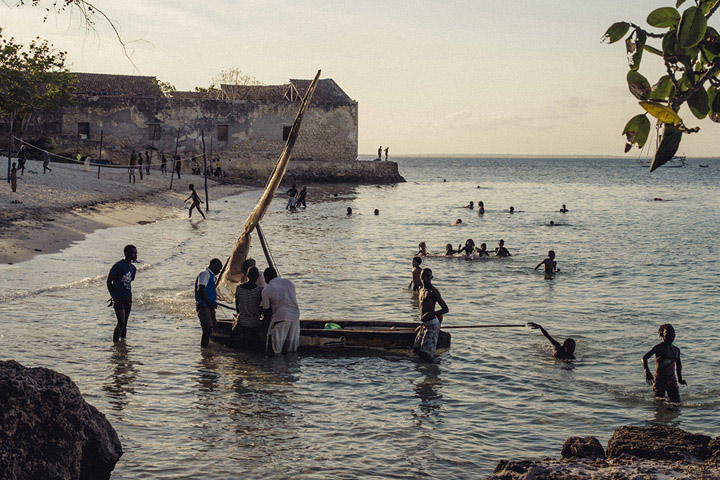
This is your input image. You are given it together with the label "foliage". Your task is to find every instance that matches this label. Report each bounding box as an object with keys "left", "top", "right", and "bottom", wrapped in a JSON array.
[
  {"left": 152, "top": 78, "right": 176, "bottom": 97},
  {"left": 207, "top": 68, "right": 262, "bottom": 100},
  {"left": 604, "top": 0, "right": 720, "bottom": 171},
  {"left": 0, "top": 29, "right": 76, "bottom": 137}
]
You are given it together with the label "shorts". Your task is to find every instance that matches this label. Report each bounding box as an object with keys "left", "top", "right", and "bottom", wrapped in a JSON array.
[{"left": 197, "top": 305, "right": 217, "bottom": 329}]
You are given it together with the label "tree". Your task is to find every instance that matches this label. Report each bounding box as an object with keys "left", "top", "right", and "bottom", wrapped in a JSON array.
[
  {"left": 206, "top": 68, "right": 262, "bottom": 100},
  {"left": 0, "top": 29, "right": 76, "bottom": 138},
  {"left": 604, "top": 1, "right": 720, "bottom": 171}
]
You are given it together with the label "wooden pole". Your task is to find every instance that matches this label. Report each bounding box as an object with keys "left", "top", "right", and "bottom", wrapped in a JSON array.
[
  {"left": 170, "top": 129, "right": 179, "bottom": 189},
  {"left": 256, "top": 224, "right": 278, "bottom": 276},
  {"left": 202, "top": 130, "right": 209, "bottom": 212},
  {"left": 441, "top": 324, "right": 527, "bottom": 329},
  {"left": 7, "top": 111, "right": 13, "bottom": 183},
  {"left": 97, "top": 130, "right": 104, "bottom": 179}
]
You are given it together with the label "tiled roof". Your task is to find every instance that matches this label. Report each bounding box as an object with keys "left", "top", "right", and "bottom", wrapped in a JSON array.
[
  {"left": 290, "top": 79, "right": 354, "bottom": 105},
  {"left": 74, "top": 73, "right": 162, "bottom": 97},
  {"left": 219, "top": 84, "right": 287, "bottom": 101}
]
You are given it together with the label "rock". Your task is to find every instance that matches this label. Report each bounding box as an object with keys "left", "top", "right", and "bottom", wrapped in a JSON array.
[
  {"left": 606, "top": 425, "right": 711, "bottom": 461},
  {"left": 561, "top": 436, "right": 605, "bottom": 459},
  {"left": 0, "top": 360, "right": 122, "bottom": 480}
]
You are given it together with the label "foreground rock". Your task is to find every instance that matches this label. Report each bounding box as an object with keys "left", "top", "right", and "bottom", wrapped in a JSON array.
[
  {"left": 0, "top": 360, "right": 122, "bottom": 480},
  {"left": 488, "top": 425, "right": 720, "bottom": 480}
]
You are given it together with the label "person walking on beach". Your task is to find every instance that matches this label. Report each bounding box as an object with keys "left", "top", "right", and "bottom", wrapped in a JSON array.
[
  {"left": 9, "top": 163, "right": 18, "bottom": 192},
  {"left": 296, "top": 186, "right": 307, "bottom": 209},
  {"left": 161, "top": 153, "right": 167, "bottom": 175},
  {"left": 384, "top": 147, "right": 389, "bottom": 160},
  {"left": 262, "top": 267, "right": 301, "bottom": 355},
  {"left": 17, "top": 145, "right": 26, "bottom": 176},
  {"left": 286, "top": 183, "right": 298, "bottom": 211},
  {"left": 174, "top": 155, "right": 182, "bottom": 179},
  {"left": 643, "top": 324, "right": 686, "bottom": 403},
  {"left": 527, "top": 323, "right": 575, "bottom": 359},
  {"left": 137, "top": 154, "right": 144, "bottom": 180},
  {"left": 195, "top": 258, "right": 223, "bottom": 347},
  {"left": 107, "top": 245, "right": 138, "bottom": 342},
  {"left": 185, "top": 184, "right": 206, "bottom": 219},
  {"left": 145, "top": 151, "right": 151, "bottom": 175},
  {"left": 414, "top": 268, "right": 449, "bottom": 361},
  {"left": 43, "top": 150, "right": 52, "bottom": 173},
  {"left": 129, "top": 150, "right": 137, "bottom": 184}
]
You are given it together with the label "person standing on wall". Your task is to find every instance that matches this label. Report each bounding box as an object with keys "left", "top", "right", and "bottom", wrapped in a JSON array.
[
  {"left": 378, "top": 145, "right": 382, "bottom": 160},
  {"left": 195, "top": 258, "right": 223, "bottom": 347},
  {"left": 107, "top": 245, "right": 138, "bottom": 343},
  {"left": 384, "top": 147, "right": 389, "bottom": 160}
]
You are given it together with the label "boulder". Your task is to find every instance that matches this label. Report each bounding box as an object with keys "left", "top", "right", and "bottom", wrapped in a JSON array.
[
  {"left": 606, "top": 425, "right": 711, "bottom": 461},
  {"left": 0, "top": 360, "right": 122, "bottom": 480},
  {"left": 561, "top": 436, "right": 605, "bottom": 459}
]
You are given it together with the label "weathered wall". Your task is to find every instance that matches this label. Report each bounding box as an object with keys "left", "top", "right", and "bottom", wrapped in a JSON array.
[
  {"left": 226, "top": 159, "right": 405, "bottom": 184},
  {"left": 48, "top": 96, "right": 357, "bottom": 166}
]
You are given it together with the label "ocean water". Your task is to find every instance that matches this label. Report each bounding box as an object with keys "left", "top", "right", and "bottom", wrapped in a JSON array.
[{"left": 1, "top": 156, "right": 719, "bottom": 479}]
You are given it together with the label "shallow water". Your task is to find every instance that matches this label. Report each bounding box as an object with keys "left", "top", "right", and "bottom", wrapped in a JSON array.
[{"left": 1, "top": 157, "right": 719, "bottom": 478}]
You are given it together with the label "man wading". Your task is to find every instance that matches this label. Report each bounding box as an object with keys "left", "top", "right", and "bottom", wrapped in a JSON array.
[
  {"left": 414, "top": 268, "right": 449, "bottom": 361},
  {"left": 107, "top": 245, "right": 138, "bottom": 342},
  {"left": 261, "top": 267, "right": 300, "bottom": 354},
  {"left": 195, "top": 258, "right": 223, "bottom": 347}
]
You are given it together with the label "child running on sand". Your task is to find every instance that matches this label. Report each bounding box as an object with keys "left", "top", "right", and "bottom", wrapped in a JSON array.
[
  {"left": 185, "top": 184, "right": 206, "bottom": 219},
  {"left": 534, "top": 250, "right": 559, "bottom": 273},
  {"left": 643, "top": 324, "right": 686, "bottom": 403},
  {"left": 527, "top": 323, "right": 575, "bottom": 359}
]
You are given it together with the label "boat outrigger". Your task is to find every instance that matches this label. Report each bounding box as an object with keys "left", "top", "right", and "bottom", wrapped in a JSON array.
[{"left": 209, "top": 70, "right": 451, "bottom": 356}]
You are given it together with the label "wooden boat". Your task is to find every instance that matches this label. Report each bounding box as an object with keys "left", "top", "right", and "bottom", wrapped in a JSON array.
[{"left": 211, "top": 319, "right": 451, "bottom": 354}]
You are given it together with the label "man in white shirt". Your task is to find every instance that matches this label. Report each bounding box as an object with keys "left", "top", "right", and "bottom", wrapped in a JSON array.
[{"left": 261, "top": 267, "right": 300, "bottom": 354}]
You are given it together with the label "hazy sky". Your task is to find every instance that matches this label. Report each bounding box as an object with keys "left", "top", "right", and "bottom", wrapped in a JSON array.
[{"left": 2, "top": 1, "right": 717, "bottom": 156}]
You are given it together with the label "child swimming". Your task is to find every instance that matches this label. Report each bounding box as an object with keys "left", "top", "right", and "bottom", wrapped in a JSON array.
[
  {"left": 416, "top": 242, "right": 430, "bottom": 256},
  {"left": 445, "top": 244, "right": 458, "bottom": 256},
  {"left": 527, "top": 323, "right": 575, "bottom": 359},
  {"left": 642, "top": 324, "right": 686, "bottom": 403},
  {"left": 534, "top": 250, "right": 559, "bottom": 273}
]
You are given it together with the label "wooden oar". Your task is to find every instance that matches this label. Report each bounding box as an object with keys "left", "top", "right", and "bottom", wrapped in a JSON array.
[
  {"left": 442, "top": 324, "right": 526, "bottom": 329},
  {"left": 216, "top": 302, "right": 235, "bottom": 311}
]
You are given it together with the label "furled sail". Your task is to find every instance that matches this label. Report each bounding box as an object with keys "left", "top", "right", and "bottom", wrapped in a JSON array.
[{"left": 216, "top": 70, "right": 320, "bottom": 299}]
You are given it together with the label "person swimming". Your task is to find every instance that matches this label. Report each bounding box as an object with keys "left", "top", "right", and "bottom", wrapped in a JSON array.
[
  {"left": 534, "top": 250, "right": 559, "bottom": 273},
  {"left": 560, "top": 204, "right": 568, "bottom": 213},
  {"left": 457, "top": 239, "right": 475, "bottom": 256},
  {"left": 464, "top": 201, "right": 474, "bottom": 209},
  {"left": 347, "top": 207, "right": 352, "bottom": 216},
  {"left": 527, "top": 322, "right": 575, "bottom": 359},
  {"left": 444, "top": 243, "right": 457, "bottom": 256},
  {"left": 374, "top": 209, "right": 379, "bottom": 215},
  {"left": 509, "top": 206, "right": 515, "bottom": 214},
  {"left": 495, "top": 239, "right": 511, "bottom": 257},
  {"left": 475, "top": 243, "right": 489, "bottom": 257},
  {"left": 478, "top": 201, "right": 485, "bottom": 215},
  {"left": 549, "top": 220, "right": 555, "bottom": 226},
  {"left": 455, "top": 219, "right": 463, "bottom": 226},
  {"left": 416, "top": 242, "right": 430, "bottom": 256}
]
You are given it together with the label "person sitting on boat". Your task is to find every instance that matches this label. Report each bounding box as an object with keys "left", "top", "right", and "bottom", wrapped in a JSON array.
[
  {"left": 261, "top": 267, "right": 300, "bottom": 355},
  {"left": 475, "top": 243, "right": 489, "bottom": 257},
  {"left": 527, "top": 322, "right": 575, "bottom": 359},
  {"left": 560, "top": 204, "right": 568, "bottom": 213},
  {"left": 242, "top": 258, "right": 266, "bottom": 287},
  {"left": 195, "top": 258, "right": 223, "bottom": 348},
  {"left": 495, "top": 239, "right": 511, "bottom": 257},
  {"left": 409, "top": 256, "right": 422, "bottom": 291},
  {"left": 444, "top": 244, "right": 458, "bottom": 256},
  {"left": 233, "top": 266, "right": 267, "bottom": 351},
  {"left": 415, "top": 242, "right": 430, "bottom": 256},
  {"left": 457, "top": 239, "right": 475, "bottom": 256},
  {"left": 413, "top": 268, "right": 449, "bottom": 362}
]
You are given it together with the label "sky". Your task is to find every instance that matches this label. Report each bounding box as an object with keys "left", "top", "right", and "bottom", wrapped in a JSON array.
[{"left": 1, "top": 0, "right": 718, "bottom": 156}]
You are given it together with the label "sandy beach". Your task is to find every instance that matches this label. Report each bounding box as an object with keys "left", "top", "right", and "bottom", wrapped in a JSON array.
[{"left": 0, "top": 157, "right": 248, "bottom": 264}]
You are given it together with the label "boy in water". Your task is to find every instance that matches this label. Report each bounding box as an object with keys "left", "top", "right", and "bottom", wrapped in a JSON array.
[
  {"left": 409, "top": 256, "right": 422, "bottom": 291},
  {"left": 643, "top": 324, "right": 686, "bottom": 403},
  {"left": 457, "top": 238, "right": 475, "bottom": 256},
  {"left": 413, "top": 268, "right": 449, "bottom": 361},
  {"left": 534, "top": 250, "right": 559, "bottom": 273},
  {"left": 415, "top": 242, "right": 430, "bottom": 256},
  {"left": 527, "top": 323, "right": 575, "bottom": 359},
  {"left": 185, "top": 184, "right": 206, "bottom": 219},
  {"left": 476, "top": 243, "right": 489, "bottom": 257},
  {"left": 444, "top": 244, "right": 458, "bottom": 256},
  {"left": 495, "top": 239, "right": 511, "bottom": 257}
]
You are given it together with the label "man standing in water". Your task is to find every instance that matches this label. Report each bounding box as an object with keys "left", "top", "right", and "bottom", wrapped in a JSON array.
[
  {"left": 414, "top": 268, "right": 449, "bottom": 361},
  {"left": 262, "top": 267, "right": 301, "bottom": 354},
  {"left": 107, "top": 245, "right": 138, "bottom": 342},
  {"left": 195, "top": 258, "right": 223, "bottom": 347}
]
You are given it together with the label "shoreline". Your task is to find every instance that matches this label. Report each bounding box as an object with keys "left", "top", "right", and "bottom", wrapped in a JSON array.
[{"left": 1, "top": 158, "right": 250, "bottom": 264}]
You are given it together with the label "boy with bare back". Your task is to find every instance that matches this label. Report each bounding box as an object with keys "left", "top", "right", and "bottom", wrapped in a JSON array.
[
  {"left": 413, "top": 268, "right": 449, "bottom": 361},
  {"left": 185, "top": 184, "right": 206, "bottom": 219},
  {"left": 409, "top": 256, "right": 423, "bottom": 291},
  {"left": 535, "top": 250, "right": 559, "bottom": 273}
]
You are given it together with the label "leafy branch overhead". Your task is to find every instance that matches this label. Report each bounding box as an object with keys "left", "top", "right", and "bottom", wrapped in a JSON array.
[{"left": 603, "top": 0, "right": 720, "bottom": 171}]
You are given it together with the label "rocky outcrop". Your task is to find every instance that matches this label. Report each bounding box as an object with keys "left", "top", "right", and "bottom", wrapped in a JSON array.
[
  {"left": 487, "top": 425, "right": 720, "bottom": 480},
  {"left": 0, "top": 360, "right": 123, "bottom": 480}
]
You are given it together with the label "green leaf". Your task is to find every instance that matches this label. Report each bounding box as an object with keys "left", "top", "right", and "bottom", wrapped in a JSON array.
[
  {"left": 677, "top": 7, "right": 707, "bottom": 47},
  {"left": 636, "top": 116, "right": 651, "bottom": 147},
  {"left": 709, "top": 87, "right": 720, "bottom": 122},
  {"left": 676, "top": 0, "right": 687, "bottom": 6},
  {"left": 647, "top": 7, "right": 681, "bottom": 28},
  {"left": 640, "top": 101, "right": 683, "bottom": 124},
  {"left": 650, "top": 124, "right": 683, "bottom": 171},
  {"left": 643, "top": 45, "right": 663, "bottom": 56},
  {"left": 627, "top": 70, "right": 651, "bottom": 100},
  {"left": 700, "top": 0, "right": 720, "bottom": 15},
  {"left": 663, "top": 30, "right": 682, "bottom": 57},
  {"left": 688, "top": 86, "right": 709, "bottom": 119},
  {"left": 603, "top": 22, "right": 630, "bottom": 43},
  {"left": 650, "top": 75, "right": 674, "bottom": 100}
]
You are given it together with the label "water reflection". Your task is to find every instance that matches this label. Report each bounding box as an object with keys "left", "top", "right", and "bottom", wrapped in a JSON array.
[
  {"left": 649, "top": 401, "right": 681, "bottom": 427},
  {"left": 414, "top": 362, "right": 443, "bottom": 417},
  {"left": 102, "top": 341, "right": 138, "bottom": 412}
]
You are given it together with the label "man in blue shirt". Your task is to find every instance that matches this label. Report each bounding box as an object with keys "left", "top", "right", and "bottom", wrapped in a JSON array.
[
  {"left": 195, "top": 258, "right": 223, "bottom": 347},
  {"left": 107, "top": 245, "right": 138, "bottom": 342}
]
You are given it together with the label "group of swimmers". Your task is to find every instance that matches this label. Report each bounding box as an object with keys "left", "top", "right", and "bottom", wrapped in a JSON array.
[
  {"left": 463, "top": 201, "right": 569, "bottom": 215},
  {"left": 415, "top": 239, "right": 513, "bottom": 259}
]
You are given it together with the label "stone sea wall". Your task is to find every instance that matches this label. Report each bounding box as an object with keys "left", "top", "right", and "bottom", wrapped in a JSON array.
[
  {"left": 225, "top": 159, "right": 405, "bottom": 185},
  {"left": 487, "top": 425, "right": 720, "bottom": 480}
]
